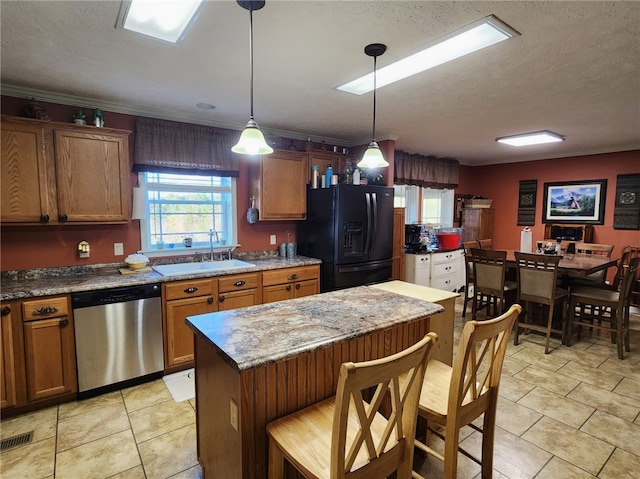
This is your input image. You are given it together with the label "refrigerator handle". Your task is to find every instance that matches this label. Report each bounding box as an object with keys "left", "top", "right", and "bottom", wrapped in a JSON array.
[
  {"left": 364, "top": 192, "right": 372, "bottom": 254},
  {"left": 371, "top": 193, "right": 378, "bottom": 252}
]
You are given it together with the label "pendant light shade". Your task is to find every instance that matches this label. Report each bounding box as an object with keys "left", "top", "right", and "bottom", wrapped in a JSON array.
[
  {"left": 357, "top": 43, "right": 389, "bottom": 168},
  {"left": 232, "top": 1, "right": 273, "bottom": 156}
]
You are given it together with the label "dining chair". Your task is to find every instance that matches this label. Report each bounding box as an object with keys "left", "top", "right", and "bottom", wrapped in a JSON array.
[
  {"left": 409, "top": 304, "right": 521, "bottom": 479},
  {"left": 478, "top": 239, "right": 493, "bottom": 250},
  {"left": 266, "top": 332, "right": 438, "bottom": 479},
  {"left": 573, "top": 243, "right": 615, "bottom": 284},
  {"left": 513, "top": 252, "right": 569, "bottom": 354},
  {"left": 621, "top": 246, "right": 640, "bottom": 307},
  {"left": 471, "top": 249, "right": 517, "bottom": 320},
  {"left": 462, "top": 241, "right": 479, "bottom": 318},
  {"left": 567, "top": 257, "right": 640, "bottom": 359}
]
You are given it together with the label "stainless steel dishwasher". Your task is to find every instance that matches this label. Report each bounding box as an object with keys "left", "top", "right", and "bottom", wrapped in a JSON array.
[{"left": 72, "top": 283, "right": 164, "bottom": 398}]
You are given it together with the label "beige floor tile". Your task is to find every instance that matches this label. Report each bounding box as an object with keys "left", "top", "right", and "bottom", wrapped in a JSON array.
[
  {"left": 613, "top": 376, "right": 640, "bottom": 401},
  {"left": 556, "top": 360, "right": 623, "bottom": 391},
  {"left": 58, "top": 390, "right": 123, "bottom": 420},
  {"left": 501, "top": 355, "right": 530, "bottom": 376},
  {"left": 498, "top": 374, "right": 536, "bottom": 402},
  {"left": 534, "top": 456, "right": 596, "bottom": 478},
  {"left": 494, "top": 396, "right": 542, "bottom": 436},
  {"left": 57, "top": 402, "right": 130, "bottom": 452},
  {"left": 413, "top": 433, "right": 482, "bottom": 479},
  {"left": 128, "top": 398, "right": 195, "bottom": 443},
  {"left": 0, "top": 406, "right": 57, "bottom": 442},
  {"left": 188, "top": 397, "right": 196, "bottom": 410},
  {"left": 510, "top": 345, "right": 569, "bottom": 372},
  {"left": 547, "top": 345, "right": 608, "bottom": 368},
  {"left": 122, "top": 379, "right": 172, "bottom": 413},
  {"left": 599, "top": 447, "right": 640, "bottom": 479},
  {"left": 167, "top": 464, "right": 203, "bottom": 479},
  {"left": 461, "top": 426, "right": 552, "bottom": 478},
  {"left": 518, "top": 386, "right": 595, "bottom": 428},
  {"left": 0, "top": 436, "right": 55, "bottom": 479},
  {"left": 514, "top": 365, "right": 581, "bottom": 396},
  {"left": 598, "top": 356, "right": 640, "bottom": 382},
  {"left": 521, "top": 416, "right": 614, "bottom": 475},
  {"left": 567, "top": 382, "right": 640, "bottom": 422},
  {"left": 580, "top": 409, "right": 640, "bottom": 456},
  {"left": 138, "top": 423, "right": 198, "bottom": 479},
  {"left": 109, "top": 465, "right": 146, "bottom": 478},
  {"left": 55, "top": 429, "right": 140, "bottom": 479}
]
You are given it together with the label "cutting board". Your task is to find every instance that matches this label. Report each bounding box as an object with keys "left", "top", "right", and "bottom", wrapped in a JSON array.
[{"left": 119, "top": 266, "right": 153, "bottom": 275}]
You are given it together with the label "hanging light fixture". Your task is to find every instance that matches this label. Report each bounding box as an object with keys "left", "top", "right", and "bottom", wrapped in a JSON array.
[
  {"left": 232, "top": 0, "right": 273, "bottom": 156},
  {"left": 357, "top": 43, "right": 389, "bottom": 169}
]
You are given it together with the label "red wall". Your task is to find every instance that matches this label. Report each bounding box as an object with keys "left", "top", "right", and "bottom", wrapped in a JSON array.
[
  {"left": 1, "top": 96, "right": 299, "bottom": 271},
  {"left": 457, "top": 150, "right": 640, "bottom": 279}
]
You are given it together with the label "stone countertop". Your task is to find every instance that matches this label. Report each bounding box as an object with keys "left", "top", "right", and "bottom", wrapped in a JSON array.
[
  {"left": 0, "top": 256, "right": 322, "bottom": 301},
  {"left": 186, "top": 285, "right": 444, "bottom": 372}
]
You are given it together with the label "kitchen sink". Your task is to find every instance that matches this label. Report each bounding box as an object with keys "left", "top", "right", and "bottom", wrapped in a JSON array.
[{"left": 152, "top": 259, "right": 256, "bottom": 276}]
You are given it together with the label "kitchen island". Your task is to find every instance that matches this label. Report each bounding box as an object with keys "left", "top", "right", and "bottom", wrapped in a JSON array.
[{"left": 186, "top": 284, "right": 444, "bottom": 479}]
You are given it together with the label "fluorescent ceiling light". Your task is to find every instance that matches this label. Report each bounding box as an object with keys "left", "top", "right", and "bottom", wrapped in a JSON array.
[
  {"left": 116, "top": 0, "right": 204, "bottom": 44},
  {"left": 336, "top": 15, "right": 519, "bottom": 95},
  {"left": 496, "top": 130, "right": 565, "bottom": 147}
]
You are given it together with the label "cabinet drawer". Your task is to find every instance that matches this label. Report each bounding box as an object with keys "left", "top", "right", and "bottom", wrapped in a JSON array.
[
  {"left": 164, "top": 279, "right": 216, "bottom": 300},
  {"left": 262, "top": 266, "right": 319, "bottom": 286},
  {"left": 218, "top": 272, "right": 260, "bottom": 292},
  {"left": 431, "top": 250, "right": 462, "bottom": 263},
  {"left": 432, "top": 261, "right": 461, "bottom": 277},
  {"left": 431, "top": 276, "right": 458, "bottom": 291},
  {"left": 22, "top": 297, "right": 68, "bottom": 321}
]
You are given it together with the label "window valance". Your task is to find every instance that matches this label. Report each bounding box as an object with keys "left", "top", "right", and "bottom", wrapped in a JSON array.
[
  {"left": 133, "top": 118, "right": 240, "bottom": 177},
  {"left": 393, "top": 150, "right": 459, "bottom": 189}
]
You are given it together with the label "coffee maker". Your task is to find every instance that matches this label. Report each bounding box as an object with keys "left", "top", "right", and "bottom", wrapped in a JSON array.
[{"left": 405, "top": 225, "right": 423, "bottom": 253}]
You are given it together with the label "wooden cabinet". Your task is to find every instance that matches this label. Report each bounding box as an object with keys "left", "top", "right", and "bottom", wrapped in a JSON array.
[
  {"left": 392, "top": 208, "right": 406, "bottom": 280},
  {"left": 262, "top": 265, "right": 320, "bottom": 303},
  {"left": 218, "top": 272, "right": 262, "bottom": 310},
  {"left": 249, "top": 149, "right": 307, "bottom": 221},
  {"left": 163, "top": 279, "right": 217, "bottom": 370},
  {"left": 305, "top": 149, "right": 349, "bottom": 184},
  {"left": 21, "top": 296, "right": 76, "bottom": 403},
  {"left": 405, "top": 250, "right": 465, "bottom": 293},
  {"left": 1, "top": 301, "right": 20, "bottom": 409},
  {"left": 462, "top": 208, "right": 494, "bottom": 242},
  {"left": 1, "top": 115, "right": 131, "bottom": 225}
]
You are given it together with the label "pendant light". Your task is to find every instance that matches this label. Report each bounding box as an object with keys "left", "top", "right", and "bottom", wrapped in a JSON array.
[
  {"left": 357, "top": 43, "right": 389, "bottom": 168},
  {"left": 232, "top": 0, "right": 273, "bottom": 156}
]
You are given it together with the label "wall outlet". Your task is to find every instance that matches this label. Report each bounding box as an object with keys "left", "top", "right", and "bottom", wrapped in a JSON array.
[
  {"left": 230, "top": 399, "right": 239, "bottom": 431},
  {"left": 269, "top": 234, "right": 276, "bottom": 245},
  {"left": 114, "top": 243, "right": 124, "bottom": 256}
]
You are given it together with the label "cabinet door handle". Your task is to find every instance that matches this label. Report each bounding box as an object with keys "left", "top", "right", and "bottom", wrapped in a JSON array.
[
  {"left": 288, "top": 274, "right": 299, "bottom": 280},
  {"left": 207, "top": 297, "right": 214, "bottom": 305},
  {"left": 39, "top": 214, "right": 50, "bottom": 223},
  {"left": 184, "top": 287, "right": 199, "bottom": 294},
  {"left": 1, "top": 306, "right": 10, "bottom": 316},
  {"left": 219, "top": 295, "right": 225, "bottom": 303},
  {"left": 295, "top": 283, "right": 301, "bottom": 290},
  {"left": 445, "top": 266, "right": 451, "bottom": 271},
  {"left": 59, "top": 319, "right": 69, "bottom": 328},
  {"left": 234, "top": 280, "right": 246, "bottom": 287},
  {"left": 58, "top": 214, "right": 68, "bottom": 222},
  {"left": 286, "top": 285, "right": 291, "bottom": 291},
  {"left": 33, "top": 306, "right": 59, "bottom": 315}
]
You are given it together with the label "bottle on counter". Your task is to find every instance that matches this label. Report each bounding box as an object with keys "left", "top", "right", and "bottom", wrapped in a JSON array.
[
  {"left": 352, "top": 168, "right": 360, "bottom": 185},
  {"left": 325, "top": 164, "right": 333, "bottom": 187},
  {"left": 311, "top": 165, "right": 319, "bottom": 189}
]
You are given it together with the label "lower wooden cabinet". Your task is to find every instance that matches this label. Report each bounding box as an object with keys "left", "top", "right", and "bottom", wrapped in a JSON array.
[
  {"left": 1, "top": 301, "right": 19, "bottom": 409},
  {"left": 392, "top": 207, "right": 406, "bottom": 280},
  {"left": 218, "top": 272, "right": 262, "bottom": 310},
  {"left": 262, "top": 265, "right": 320, "bottom": 303},
  {"left": 21, "top": 296, "right": 76, "bottom": 403}
]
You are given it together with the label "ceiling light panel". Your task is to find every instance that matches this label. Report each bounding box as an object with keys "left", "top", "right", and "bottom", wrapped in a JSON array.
[
  {"left": 496, "top": 130, "right": 565, "bottom": 147},
  {"left": 117, "top": 0, "right": 204, "bottom": 44},
  {"left": 336, "top": 15, "right": 520, "bottom": 95}
]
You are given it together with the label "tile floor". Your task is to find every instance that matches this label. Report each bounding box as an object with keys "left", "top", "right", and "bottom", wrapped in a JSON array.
[{"left": 2, "top": 299, "right": 639, "bottom": 479}]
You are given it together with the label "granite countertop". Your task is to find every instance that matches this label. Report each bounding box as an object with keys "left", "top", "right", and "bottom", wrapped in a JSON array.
[
  {"left": 0, "top": 255, "right": 322, "bottom": 301},
  {"left": 186, "top": 285, "right": 444, "bottom": 372}
]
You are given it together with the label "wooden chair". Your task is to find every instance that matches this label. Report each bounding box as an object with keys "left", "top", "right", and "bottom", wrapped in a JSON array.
[
  {"left": 461, "top": 241, "right": 478, "bottom": 318},
  {"left": 478, "top": 239, "right": 493, "bottom": 250},
  {"left": 574, "top": 243, "right": 615, "bottom": 284},
  {"left": 471, "top": 249, "right": 517, "bottom": 320},
  {"left": 410, "top": 304, "right": 521, "bottom": 479},
  {"left": 513, "top": 252, "right": 569, "bottom": 354},
  {"left": 567, "top": 257, "right": 639, "bottom": 359},
  {"left": 266, "top": 332, "right": 438, "bottom": 479},
  {"left": 621, "top": 246, "right": 640, "bottom": 306}
]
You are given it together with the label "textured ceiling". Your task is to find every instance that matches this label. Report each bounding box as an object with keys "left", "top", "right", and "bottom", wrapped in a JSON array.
[{"left": 1, "top": 1, "right": 639, "bottom": 166}]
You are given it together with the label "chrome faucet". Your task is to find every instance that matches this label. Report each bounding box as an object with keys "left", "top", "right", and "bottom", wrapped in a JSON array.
[{"left": 208, "top": 229, "right": 219, "bottom": 261}]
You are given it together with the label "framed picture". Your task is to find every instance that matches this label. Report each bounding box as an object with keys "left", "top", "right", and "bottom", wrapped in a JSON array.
[{"left": 542, "top": 179, "right": 607, "bottom": 224}]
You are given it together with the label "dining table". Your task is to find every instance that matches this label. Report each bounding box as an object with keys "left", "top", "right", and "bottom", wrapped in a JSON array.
[{"left": 504, "top": 250, "right": 618, "bottom": 278}]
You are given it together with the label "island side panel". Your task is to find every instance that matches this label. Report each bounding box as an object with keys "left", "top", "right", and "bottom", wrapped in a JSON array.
[{"left": 234, "top": 314, "right": 432, "bottom": 479}]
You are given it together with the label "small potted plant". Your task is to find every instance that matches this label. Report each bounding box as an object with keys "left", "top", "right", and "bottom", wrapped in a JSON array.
[{"left": 72, "top": 110, "right": 86, "bottom": 125}]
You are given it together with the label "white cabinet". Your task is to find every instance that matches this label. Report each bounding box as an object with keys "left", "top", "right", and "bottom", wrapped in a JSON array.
[{"left": 405, "top": 250, "right": 465, "bottom": 293}]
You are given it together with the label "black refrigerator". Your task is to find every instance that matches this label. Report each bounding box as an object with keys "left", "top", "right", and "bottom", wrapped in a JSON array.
[{"left": 297, "top": 184, "right": 394, "bottom": 292}]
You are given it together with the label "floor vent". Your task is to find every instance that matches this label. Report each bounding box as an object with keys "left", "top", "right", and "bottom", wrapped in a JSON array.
[{"left": 1, "top": 431, "right": 33, "bottom": 451}]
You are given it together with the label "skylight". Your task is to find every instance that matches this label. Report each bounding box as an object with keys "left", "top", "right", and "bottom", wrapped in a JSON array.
[
  {"left": 496, "top": 130, "right": 565, "bottom": 147},
  {"left": 335, "top": 15, "right": 520, "bottom": 95},
  {"left": 116, "top": 0, "right": 204, "bottom": 44}
]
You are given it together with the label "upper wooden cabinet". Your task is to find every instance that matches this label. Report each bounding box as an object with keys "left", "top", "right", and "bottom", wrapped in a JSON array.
[
  {"left": 249, "top": 149, "right": 307, "bottom": 221},
  {"left": 1, "top": 115, "right": 131, "bottom": 225},
  {"left": 305, "top": 149, "right": 350, "bottom": 184}
]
